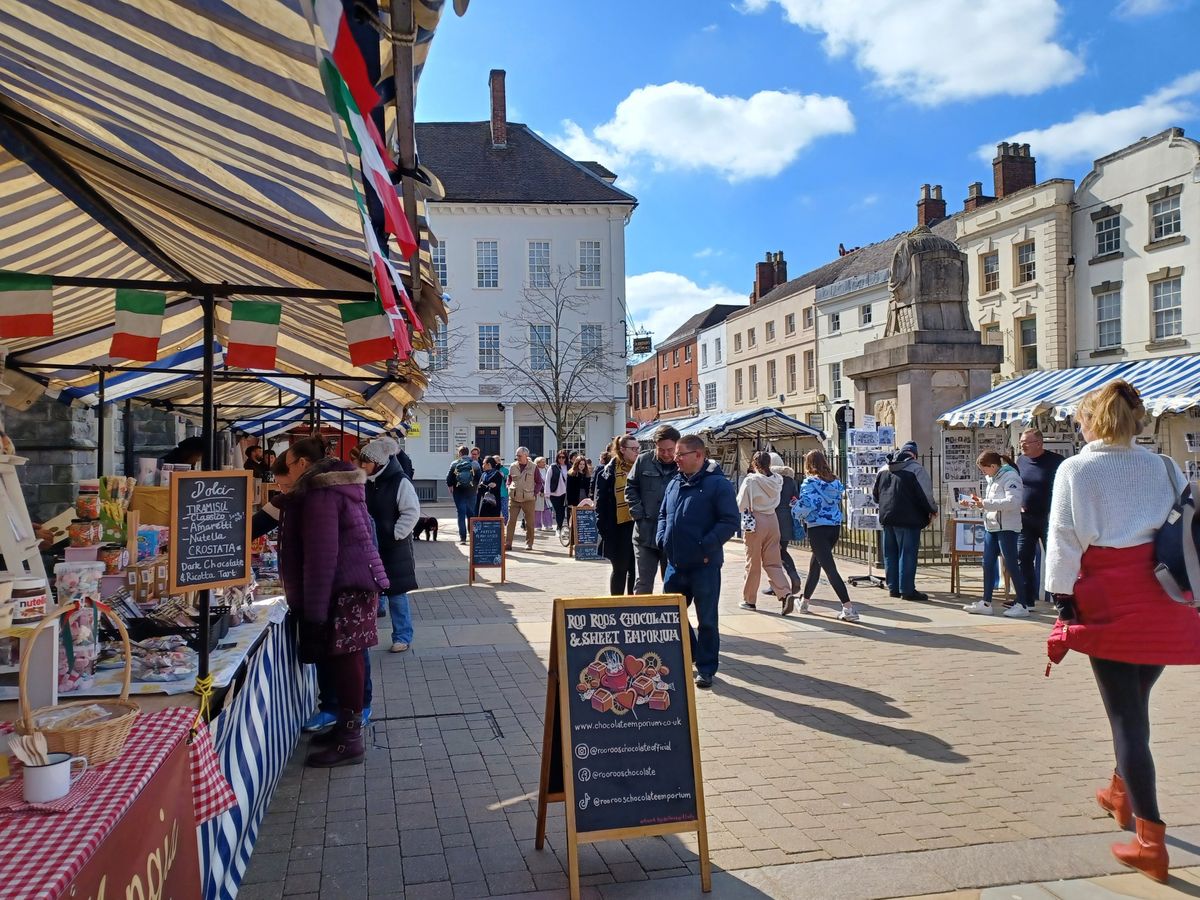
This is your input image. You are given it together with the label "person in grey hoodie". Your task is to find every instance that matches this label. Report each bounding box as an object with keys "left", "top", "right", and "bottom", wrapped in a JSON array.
[
  {"left": 872, "top": 440, "right": 938, "bottom": 602},
  {"left": 625, "top": 424, "right": 680, "bottom": 593}
]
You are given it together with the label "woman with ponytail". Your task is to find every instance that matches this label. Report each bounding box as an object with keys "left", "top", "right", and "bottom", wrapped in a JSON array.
[{"left": 1045, "top": 379, "right": 1200, "bottom": 884}]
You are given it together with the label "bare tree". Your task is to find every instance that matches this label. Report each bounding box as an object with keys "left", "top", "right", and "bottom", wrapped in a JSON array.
[
  {"left": 413, "top": 296, "right": 471, "bottom": 404},
  {"left": 486, "top": 266, "right": 618, "bottom": 450}
]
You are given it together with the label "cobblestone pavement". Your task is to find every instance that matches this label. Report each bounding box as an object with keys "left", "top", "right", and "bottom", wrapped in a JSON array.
[{"left": 241, "top": 516, "right": 1200, "bottom": 899}]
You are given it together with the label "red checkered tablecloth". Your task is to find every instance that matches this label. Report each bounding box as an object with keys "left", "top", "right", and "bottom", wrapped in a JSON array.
[{"left": 0, "top": 706, "right": 236, "bottom": 900}]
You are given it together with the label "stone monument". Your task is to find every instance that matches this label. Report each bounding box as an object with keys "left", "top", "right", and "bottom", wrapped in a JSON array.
[{"left": 844, "top": 226, "right": 1001, "bottom": 457}]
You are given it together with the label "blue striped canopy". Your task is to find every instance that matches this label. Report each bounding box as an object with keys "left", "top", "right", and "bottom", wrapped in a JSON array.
[
  {"left": 939, "top": 355, "right": 1200, "bottom": 427},
  {"left": 630, "top": 407, "right": 825, "bottom": 442}
]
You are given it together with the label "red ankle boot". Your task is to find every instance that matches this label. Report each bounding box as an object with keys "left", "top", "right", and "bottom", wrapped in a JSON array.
[
  {"left": 1111, "top": 817, "right": 1169, "bottom": 884},
  {"left": 1097, "top": 770, "right": 1133, "bottom": 829}
]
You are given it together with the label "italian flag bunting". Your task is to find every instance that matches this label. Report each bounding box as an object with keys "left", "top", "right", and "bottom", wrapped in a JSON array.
[
  {"left": 109, "top": 289, "right": 165, "bottom": 361},
  {"left": 340, "top": 301, "right": 395, "bottom": 367},
  {"left": 313, "top": 0, "right": 380, "bottom": 123},
  {"left": 226, "top": 301, "right": 282, "bottom": 369},
  {"left": 0, "top": 270, "right": 53, "bottom": 338}
]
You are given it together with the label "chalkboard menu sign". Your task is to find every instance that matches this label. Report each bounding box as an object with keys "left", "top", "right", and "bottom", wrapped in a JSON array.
[
  {"left": 468, "top": 517, "right": 506, "bottom": 585},
  {"left": 536, "top": 595, "right": 710, "bottom": 898},
  {"left": 168, "top": 471, "right": 253, "bottom": 593},
  {"left": 572, "top": 507, "right": 600, "bottom": 561}
]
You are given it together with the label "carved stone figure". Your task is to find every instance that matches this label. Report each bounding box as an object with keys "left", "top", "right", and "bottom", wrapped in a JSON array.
[
  {"left": 884, "top": 225, "right": 972, "bottom": 335},
  {"left": 873, "top": 398, "right": 896, "bottom": 427}
]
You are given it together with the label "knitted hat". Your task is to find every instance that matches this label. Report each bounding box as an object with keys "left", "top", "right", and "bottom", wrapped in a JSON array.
[
  {"left": 900, "top": 440, "right": 918, "bottom": 456},
  {"left": 359, "top": 436, "right": 399, "bottom": 466}
]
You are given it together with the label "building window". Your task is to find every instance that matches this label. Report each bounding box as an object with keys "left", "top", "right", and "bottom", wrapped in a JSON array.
[
  {"left": 859, "top": 303, "right": 872, "bottom": 327},
  {"left": 803, "top": 350, "right": 815, "bottom": 391},
  {"left": 701, "top": 344, "right": 708, "bottom": 368},
  {"left": 704, "top": 382, "right": 717, "bottom": 411},
  {"left": 1096, "top": 290, "right": 1122, "bottom": 350},
  {"left": 982, "top": 251, "right": 999, "bottom": 293},
  {"left": 1018, "top": 317, "right": 1037, "bottom": 370},
  {"left": 749, "top": 364, "right": 758, "bottom": 400},
  {"left": 1152, "top": 277, "right": 1182, "bottom": 341},
  {"left": 747, "top": 327, "right": 757, "bottom": 348},
  {"left": 428, "top": 408, "right": 449, "bottom": 454},
  {"left": 684, "top": 344, "right": 692, "bottom": 362},
  {"left": 429, "top": 322, "right": 449, "bottom": 370},
  {"left": 529, "top": 324, "right": 551, "bottom": 370},
  {"left": 734, "top": 333, "right": 742, "bottom": 353},
  {"left": 715, "top": 337, "right": 723, "bottom": 362},
  {"left": 578, "top": 240, "right": 602, "bottom": 287},
  {"left": 649, "top": 377, "right": 656, "bottom": 406},
  {"left": 527, "top": 240, "right": 551, "bottom": 288},
  {"left": 475, "top": 240, "right": 498, "bottom": 288},
  {"left": 431, "top": 240, "right": 447, "bottom": 287},
  {"left": 830, "top": 362, "right": 842, "bottom": 400},
  {"left": 1096, "top": 215, "right": 1121, "bottom": 256},
  {"left": 766, "top": 359, "right": 777, "bottom": 397},
  {"left": 673, "top": 382, "right": 680, "bottom": 408},
  {"left": 734, "top": 369, "right": 744, "bottom": 403},
  {"left": 766, "top": 321, "right": 776, "bottom": 342},
  {"left": 663, "top": 384, "right": 669, "bottom": 407},
  {"left": 672, "top": 348, "right": 679, "bottom": 366},
  {"left": 478, "top": 324, "right": 500, "bottom": 370},
  {"left": 661, "top": 353, "right": 668, "bottom": 371},
  {"left": 560, "top": 428, "right": 587, "bottom": 457},
  {"left": 806, "top": 412, "right": 823, "bottom": 430},
  {"left": 784, "top": 313, "right": 796, "bottom": 335},
  {"left": 829, "top": 312, "right": 841, "bottom": 333},
  {"left": 581, "top": 323, "right": 603, "bottom": 359},
  {"left": 686, "top": 379, "right": 693, "bottom": 407},
  {"left": 786, "top": 354, "right": 797, "bottom": 393},
  {"left": 803, "top": 308, "right": 813, "bottom": 329},
  {"left": 1016, "top": 241, "right": 1036, "bottom": 284},
  {"left": 982, "top": 323, "right": 1001, "bottom": 346},
  {"left": 1151, "top": 196, "right": 1181, "bottom": 242}
]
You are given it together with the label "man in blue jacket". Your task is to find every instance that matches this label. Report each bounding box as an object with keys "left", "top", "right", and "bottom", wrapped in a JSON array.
[{"left": 657, "top": 434, "right": 740, "bottom": 689}]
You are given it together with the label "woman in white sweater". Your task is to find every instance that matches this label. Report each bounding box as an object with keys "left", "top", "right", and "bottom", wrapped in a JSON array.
[
  {"left": 736, "top": 451, "right": 794, "bottom": 611},
  {"left": 1045, "top": 380, "right": 1200, "bottom": 884},
  {"left": 962, "top": 451, "right": 1029, "bottom": 617}
]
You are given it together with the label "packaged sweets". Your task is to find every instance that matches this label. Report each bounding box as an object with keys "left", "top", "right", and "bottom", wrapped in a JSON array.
[
  {"left": 76, "top": 483, "right": 100, "bottom": 520},
  {"left": 68, "top": 519, "right": 102, "bottom": 547},
  {"left": 54, "top": 562, "right": 105, "bottom": 605},
  {"left": 97, "top": 544, "right": 128, "bottom": 575}
]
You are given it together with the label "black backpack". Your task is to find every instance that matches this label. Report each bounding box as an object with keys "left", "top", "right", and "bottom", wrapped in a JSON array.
[
  {"left": 1153, "top": 455, "right": 1200, "bottom": 607},
  {"left": 451, "top": 458, "right": 474, "bottom": 489}
]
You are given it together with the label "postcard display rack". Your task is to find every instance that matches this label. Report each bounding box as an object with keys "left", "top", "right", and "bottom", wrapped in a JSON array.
[{"left": 844, "top": 420, "right": 894, "bottom": 588}]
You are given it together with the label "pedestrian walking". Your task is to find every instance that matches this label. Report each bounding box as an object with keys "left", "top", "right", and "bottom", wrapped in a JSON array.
[
  {"left": 658, "top": 434, "right": 739, "bottom": 689},
  {"left": 534, "top": 456, "right": 555, "bottom": 530},
  {"left": 358, "top": 437, "right": 420, "bottom": 653},
  {"left": 566, "top": 456, "right": 591, "bottom": 509},
  {"left": 962, "top": 451, "right": 1029, "bottom": 617},
  {"left": 505, "top": 446, "right": 542, "bottom": 551},
  {"left": 547, "top": 449, "right": 569, "bottom": 533},
  {"left": 872, "top": 440, "right": 937, "bottom": 602},
  {"left": 278, "top": 437, "right": 388, "bottom": 767},
  {"left": 476, "top": 456, "right": 502, "bottom": 517},
  {"left": 496, "top": 455, "right": 510, "bottom": 523},
  {"left": 793, "top": 450, "right": 858, "bottom": 621},
  {"left": 1044, "top": 380, "right": 1200, "bottom": 884},
  {"left": 1016, "top": 428, "right": 1064, "bottom": 608},
  {"left": 595, "top": 436, "right": 639, "bottom": 595},
  {"left": 625, "top": 425, "right": 679, "bottom": 594},
  {"left": 736, "top": 451, "right": 796, "bottom": 612},
  {"left": 761, "top": 452, "right": 802, "bottom": 598},
  {"left": 446, "top": 445, "right": 480, "bottom": 544}
]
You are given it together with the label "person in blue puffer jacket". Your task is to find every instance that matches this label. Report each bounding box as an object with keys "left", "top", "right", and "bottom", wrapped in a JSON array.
[{"left": 794, "top": 449, "right": 858, "bottom": 622}]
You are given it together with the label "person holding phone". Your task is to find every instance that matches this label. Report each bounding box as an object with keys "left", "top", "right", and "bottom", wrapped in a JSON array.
[{"left": 962, "top": 451, "right": 1028, "bottom": 617}]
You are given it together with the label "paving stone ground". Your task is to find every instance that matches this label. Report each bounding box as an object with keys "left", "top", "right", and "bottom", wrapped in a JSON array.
[{"left": 240, "top": 511, "right": 1200, "bottom": 899}]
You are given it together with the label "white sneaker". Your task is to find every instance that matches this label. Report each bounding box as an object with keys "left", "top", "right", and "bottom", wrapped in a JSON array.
[
  {"left": 798, "top": 597, "right": 810, "bottom": 613},
  {"left": 963, "top": 600, "right": 992, "bottom": 615},
  {"left": 1003, "top": 604, "right": 1031, "bottom": 618},
  {"left": 837, "top": 604, "right": 860, "bottom": 622}
]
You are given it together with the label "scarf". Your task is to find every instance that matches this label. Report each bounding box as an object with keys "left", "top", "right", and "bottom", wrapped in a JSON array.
[{"left": 614, "top": 457, "right": 632, "bottom": 525}]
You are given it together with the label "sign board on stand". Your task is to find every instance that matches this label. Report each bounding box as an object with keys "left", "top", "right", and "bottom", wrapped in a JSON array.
[
  {"left": 468, "top": 517, "right": 506, "bottom": 585},
  {"left": 571, "top": 507, "right": 601, "bottom": 561},
  {"left": 535, "top": 595, "right": 710, "bottom": 900},
  {"left": 168, "top": 471, "right": 252, "bottom": 594}
]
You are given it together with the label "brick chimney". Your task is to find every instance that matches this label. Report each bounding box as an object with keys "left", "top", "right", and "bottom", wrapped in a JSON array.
[
  {"left": 917, "top": 184, "right": 946, "bottom": 227},
  {"left": 993, "top": 142, "right": 1035, "bottom": 198},
  {"left": 752, "top": 252, "right": 776, "bottom": 303},
  {"left": 964, "top": 181, "right": 995, "bottom": 212},
  {"left": 772, "top": 250, "right": 787, "bottom": 286},
  {"left": 489, "top": 69, "right": 507, "bottom": 149}
]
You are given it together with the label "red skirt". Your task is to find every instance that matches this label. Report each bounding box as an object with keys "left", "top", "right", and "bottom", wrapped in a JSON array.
[{"left": 1049, "top": 543, "right": 1200, "bottom": 666}]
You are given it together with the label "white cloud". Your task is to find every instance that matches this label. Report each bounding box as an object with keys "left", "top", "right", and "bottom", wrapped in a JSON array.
[
  {"left": 701, "top": 23, "right": 719, "bottom": 32},
  {"left": 1115, "top": 0, "right": 1176, "bottom": 16},
  {"left": 693, "top": 247, "right": 726, "bottom": 259},
  {"left": 627, "top": 272, "right": 745, "bottom": 346},
  {"left": 743, "top": 0, "right": 1083, "bottom": 105},
  {"left": 977, "top": 70, "right": 1200, "bottom": 168},
  {"left": 853, "top": 193, "right": 880, "bottom": 210},
  {"left": 549, "top": 81, "right": 853, "bottom": 183}
]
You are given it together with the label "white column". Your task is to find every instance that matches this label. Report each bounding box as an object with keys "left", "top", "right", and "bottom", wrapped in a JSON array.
[
  {"left": 612, "top": 399, "right": 627, "bottom": 436},
  {"left": 503, "top": 402, "right": 515, "bottom": 459}
]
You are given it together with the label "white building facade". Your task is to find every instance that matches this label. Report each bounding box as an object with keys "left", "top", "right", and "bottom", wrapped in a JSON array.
[{"left": 696, "top": 321, "right": 728, "bottom": 415}]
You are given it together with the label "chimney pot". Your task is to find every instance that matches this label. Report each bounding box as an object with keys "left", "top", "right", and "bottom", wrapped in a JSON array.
[
  {"left": 933, "top": 184, "right": 943, "bottom": 200},
  {"left": 489, "top": 69, "right": 507, "bottom": 149},
  {"left": 921, "top": 183, "right": 931, "bottom": 199},
  {"left": 993, "top": 141, "right": 1036, "bottom": 198},
  {"left": 969, "top": 181, "right": 981, "bottom": 197},
  {"left": 917, "top": 181, "right": 946, "bottom": 227}
]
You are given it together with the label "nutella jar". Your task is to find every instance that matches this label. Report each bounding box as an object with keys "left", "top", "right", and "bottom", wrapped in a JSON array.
[{"left": 12, "top": 578, "right": 49, "bottom": 624}]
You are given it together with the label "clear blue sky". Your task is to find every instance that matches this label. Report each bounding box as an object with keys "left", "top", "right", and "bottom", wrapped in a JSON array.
[{"left": 416, "top": 0, "right": 1200, "bottom": 342}]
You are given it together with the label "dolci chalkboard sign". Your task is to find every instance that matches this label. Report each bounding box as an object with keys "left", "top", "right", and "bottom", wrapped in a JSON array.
[
  {"left": 571, "top": 507, "right": 601, "bottom": 561},
  {"left": 168, "top": 471, "right": 253, "bottom": 594},
  {"left": 536, "top": 595, "right": 710, "bottom": 899},
  {"left": 468, "top": 517, "right": 506, "bottom": 585}
]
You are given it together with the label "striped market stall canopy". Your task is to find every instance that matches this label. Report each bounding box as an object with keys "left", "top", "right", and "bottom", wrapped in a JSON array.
[
  {"left": 631, "top": 407, "right": 826, "bottom": 443},
  {"left": 0, "top": 0, "right": 462, "bottom": 426},
  {"left": 939, "top": 355, "right": 1200, "bottom": 427}
]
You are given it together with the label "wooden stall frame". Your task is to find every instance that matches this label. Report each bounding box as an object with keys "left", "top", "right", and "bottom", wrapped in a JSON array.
[
  {"left": 467, "top": 516, "right": 506, "bottom": 586},
  {"left": 949, "top": 517, "right": 1011, "bottom": 597},
  {"left": 536, "top": 595, "right": 711, "bottom": 899},
  {"left": 167, "top": 470, "right": 253, "bottom": 595}
]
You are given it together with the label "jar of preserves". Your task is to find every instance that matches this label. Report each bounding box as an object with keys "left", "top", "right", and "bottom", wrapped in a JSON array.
[
  {"left": 68, "top": 519, "right": 101, "bottom": 547},
  {"left": 97, "top": 544, "right": 128, "bottom": 575},
  {"left": 76, "top": 482, "right": 100, "bottom": 520}
]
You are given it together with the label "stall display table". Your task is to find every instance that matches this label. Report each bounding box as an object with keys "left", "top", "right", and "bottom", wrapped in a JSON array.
[{"left": 0, "top": 706, "right": 234, "bottom": 900}]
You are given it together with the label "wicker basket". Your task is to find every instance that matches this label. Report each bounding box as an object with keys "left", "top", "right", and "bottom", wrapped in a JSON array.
[{"left": 15, "top": 600, "right": 139, "bottom": 766}]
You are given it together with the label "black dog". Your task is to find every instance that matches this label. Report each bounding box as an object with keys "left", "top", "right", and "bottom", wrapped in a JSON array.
[{"left": 412, "top": 516, "right": 439, "bottom": 541}]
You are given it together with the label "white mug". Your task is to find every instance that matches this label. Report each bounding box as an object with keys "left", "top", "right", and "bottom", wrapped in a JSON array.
[{"left": 22, "top": 752, "right": 88, "bottom": 803}]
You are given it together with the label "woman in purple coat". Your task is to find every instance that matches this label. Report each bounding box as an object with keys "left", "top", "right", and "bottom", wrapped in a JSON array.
[{"left": 278, "top": 437, "right": 389, "bottom": 767}]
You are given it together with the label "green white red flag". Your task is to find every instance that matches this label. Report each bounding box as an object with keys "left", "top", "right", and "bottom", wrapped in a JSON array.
[
  {"left": 226, "top": 301, "right": 281, "bottom": 369},
  {"left": 340, "top": 301, "right": 395, "bottom": 367},
  {"left": 313, "top": 0, "right": 380, "bottom": 126},
  {"left": 109, "top": 289, "right": 165, "bottom": 361},
  {"left": 0, "top": 270, "right": 53, "bottom": 338}
]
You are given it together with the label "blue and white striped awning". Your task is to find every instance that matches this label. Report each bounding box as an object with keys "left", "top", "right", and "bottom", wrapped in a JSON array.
[
  {"left": 939, "top": 355, "right": 1200, "bottom": 427},
  {"left": 630, "top": 407, "right": 825, "bottom": 442}
]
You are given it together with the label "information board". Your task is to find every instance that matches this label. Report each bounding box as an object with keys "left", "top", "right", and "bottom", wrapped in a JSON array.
[
  {"left": 468, "top": 517, "right": 506, "bottom": 585},
  {"left": 168, "top": 471, "right": 252, "bottom": 593},
  {"left": 572, "top": 507, "right": 601, "bottom": 561},
  {"left": 536, "top": 595, "right": 710, "bottom": 899}
]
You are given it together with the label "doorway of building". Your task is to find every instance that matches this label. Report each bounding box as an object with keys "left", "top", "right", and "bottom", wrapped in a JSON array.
[
  {"left": 474, "top": 426, "right": 500, "bottom": 459},
  {"left": 517, "top": 425, "right": 544, "bottom": 460}
]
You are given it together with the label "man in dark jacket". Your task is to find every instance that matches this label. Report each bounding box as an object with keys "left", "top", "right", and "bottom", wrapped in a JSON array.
[
  {"left": 872, "top": 441, "right": 937, "bottom": 602},
  {"left": 358, "top": 437, "right": 421, "bottom": 653},
  {"left": 1014, "top": 428, "right": 1063, "bottom": 608},
  {"left": 626, "top": 424, "right": 680, "bottom": 594},
  {"left": 657, "top": 434, "right": 739, "bottom": 689}
]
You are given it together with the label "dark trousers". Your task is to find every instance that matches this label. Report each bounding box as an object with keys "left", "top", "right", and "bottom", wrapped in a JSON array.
[
  {"left": 1091, "top": 657, "right": 1165, "bottom": 822},
  {"left": 779, "top": 536, "right": 801, "bottom": 589},
  {"left": 803, "top": 524, "right": 850, "bottom": 604},
  {"left": 317, "top": 650, "right": 373, "bottom": 712},
  {"left": 453, "top": 490, "right": 475, "bottom": 540},
  {"left": 664, "top": 561, "right": 722, "bottom": 677},
  {"left": 550, "top": 495, "right": 567, "bottom": 530},
  {"left": 1017, "top": 518, "right": 1047, "bottom": 605},
  {"left": 322, "top": 650, "right": 366, "bottom": 717},
  {"left": 607, "top": 520, "right": 636, "bottom": 595}
]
